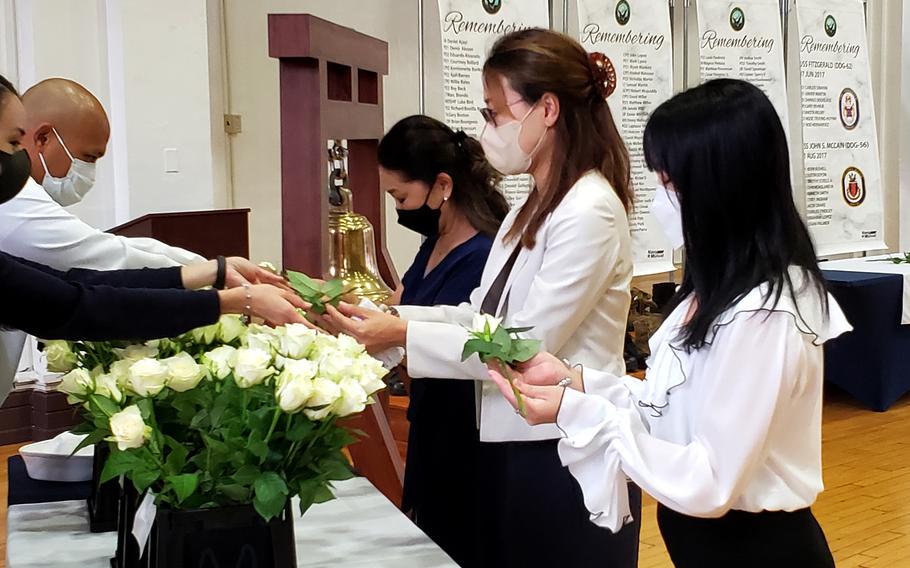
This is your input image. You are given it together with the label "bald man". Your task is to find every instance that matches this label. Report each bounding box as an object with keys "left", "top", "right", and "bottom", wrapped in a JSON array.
[{"left": 0, "top": 78, "right": 203, "bottom": 270}]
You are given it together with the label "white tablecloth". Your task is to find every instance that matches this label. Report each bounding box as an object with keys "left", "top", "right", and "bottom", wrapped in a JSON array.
[
  {"left": 6, "top": 477, "right": 456, "bottom": 568},
  {"left": 822, "top": 254, "right": 910, "bottom": 324}
]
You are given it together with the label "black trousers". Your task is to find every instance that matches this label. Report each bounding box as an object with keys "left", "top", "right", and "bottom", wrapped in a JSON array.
[
  {"left": 477, "top": 439, "right": 642, "bottom": 568},
  {"left": 657, "top": 504, "right": 836, "bottom": 568}
]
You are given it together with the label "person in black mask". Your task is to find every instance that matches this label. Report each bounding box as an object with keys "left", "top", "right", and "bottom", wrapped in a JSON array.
[
  {"left": 378, "top": 115, "right": 508, "bottom": 567},
  {"left": 0, "top": 74, "right": 308, "bottom": 349}
]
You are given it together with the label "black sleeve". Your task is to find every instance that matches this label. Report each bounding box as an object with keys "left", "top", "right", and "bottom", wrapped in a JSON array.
[
  {"left": 0, "top": 253, "right": 219, "bottom": 341},
  {"left": 10, "top": 253, "right": 185, "bottom": 290}
]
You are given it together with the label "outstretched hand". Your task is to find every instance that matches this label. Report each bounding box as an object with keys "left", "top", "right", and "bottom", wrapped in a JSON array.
[{"left": 317, "top": 302, "right": 407, "bottom": 352}]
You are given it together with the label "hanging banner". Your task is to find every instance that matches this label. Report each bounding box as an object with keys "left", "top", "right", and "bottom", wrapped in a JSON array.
[
  {"left": 795, "top": 0, "right": 885, "bottom": 255},
  {"left": 437, "top": 0, "right": 550, "bottom": 207},
  {"left": 696, "top": 0, "right": 789, "bottom": 127},
  {"left": 577, "top": 0, "right": 676, "bottom": 276}
]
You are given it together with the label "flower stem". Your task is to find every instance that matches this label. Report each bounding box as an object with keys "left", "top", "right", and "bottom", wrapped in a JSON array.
[
  {"left": 263, "top": 408, "right": 282, "bottom": 446},
  {"left": 496, "top": 359, "right": 525, "bottom": 417}
]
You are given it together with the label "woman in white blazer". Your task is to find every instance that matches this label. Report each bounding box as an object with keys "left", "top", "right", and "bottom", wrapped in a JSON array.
[
  {"left": 322, "top": 29, "right": 640, "bottom": 568},
  {"left": 489, "top": 80, "right": 844, "bottom": 568}
]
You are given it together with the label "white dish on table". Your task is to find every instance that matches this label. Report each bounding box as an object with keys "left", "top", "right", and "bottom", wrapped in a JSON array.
[{"left": 19, "top": 431, "right": 93, "bottom": 482}]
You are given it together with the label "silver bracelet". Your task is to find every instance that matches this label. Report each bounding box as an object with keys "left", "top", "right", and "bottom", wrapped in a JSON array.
[
  {"left": 558, "top": 358, "right": 584, "bottom": 388},
  {"left": 241, "top": 283, "right": 253, "bottom": 324}
]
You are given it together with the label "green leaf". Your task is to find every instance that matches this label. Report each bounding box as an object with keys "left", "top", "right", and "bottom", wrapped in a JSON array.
[
  {"left": 132, "top": 468, "right": 160, "bottom": 493},
  {"left": 100, "top": 450, "right": 141, "bottom": 484},
  {"left": 491, "top": 326, "right": 512, "bottom": 352},
  {"left": 166, "top": 473, "right": 199, "bottom": 504},
  {"left": 286, "top": 419, "right": 314, "bottom": 442},
  {"left": 509, "top": 338, "right": 541, "bottom": 363},
  {"left": 73, "top": 430, "right": 108, "bottom": 455},
  {"left": 506, "top": 326, "right": 534, "bottom": 334},
  {"left": 218, "top": 483, "right": 251, "bottom": 502},
  {"left": 313, "top": 484, "right": 335, "bottom": 504},
  {"left": 322, "top": 279, "right": 344, "bottom": 300},
  {"left": 461, "top": 338, "right": 496, "bottom": 362},
  {"left": 232, "top": 465, "right": 261, "bottom": 485},
  {"left": 253, "top": 472, "right": 289, "bottom": 521},
  {"left": 89, "top": 394, "right": 120, "bottom": 418}
]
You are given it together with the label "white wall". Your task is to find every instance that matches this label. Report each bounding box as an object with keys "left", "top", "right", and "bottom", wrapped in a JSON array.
[
  {"left": 901, "top": 0, "right": 910, "bottom": 250},
  {"left": 221, "top": 0, "right": 422, "bottom": 271},
  {"left": 0, "top": 0, "right": 225, "bottom": 233}
]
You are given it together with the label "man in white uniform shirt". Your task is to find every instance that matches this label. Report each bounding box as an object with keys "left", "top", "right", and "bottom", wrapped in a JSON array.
[
  {"left": 0, "top": 78, "right": 203, "bottom": 386},
  {"left": 0, "top": 78, "right": 204, "bottom": 270}
]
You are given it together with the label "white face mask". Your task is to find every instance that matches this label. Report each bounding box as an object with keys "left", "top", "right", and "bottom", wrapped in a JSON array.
[
  {"left": 650, "top": 184, "right": 685, "bottom": 250},
  {"left": 480, "top": 103, "right": 547, "bottom": 176},
  {"left": 39, "top": 127, "right": 96, "bottom": 206}
]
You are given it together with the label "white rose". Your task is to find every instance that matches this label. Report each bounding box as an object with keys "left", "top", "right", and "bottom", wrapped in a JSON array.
[
  {"left": 58, "top": 368, "right": 93, "bottom": 401},
  {"left": 318, "top": 354, "right": 356, "bottom": 383},
  {"left": 126, "top": 358, "right": 169, "bottom": 397},
  {"left": 114, "top": 343, "right": 159, "bottom": 362},
  {"left": 190, "top": 322, "right": 220, "bottom": 345},
  {"left": 106, "top": 405, "right": 151, "bottom": 451},
  {"left": 333, "top": 377, "right": 369, "bottom": 417},
  {"left": 44, "top": 340, "right": 77, "bottom": 373},
  {"left": 109, "top": 359, "right": 134, "bottom": 388},
  {"left": 279, "top": 359, "right": 318, "bottom": 385},
  {"left": 353, "top": 355, "right": 388, "bottom": 395},
  {"left": 303, "top": 377, "right": 342, "bottom": 420},
  {"left": 472, "top": 313, "right": 503, "bottom": 336},
  {"left": 243, "top": 324, "right": 280, "bottom": 352},
  {"left": 309, "top": 333, "right": 342, "bottom": 358},
  {"left": 276, "top": 375, "right": 314, "bottom": 413},
  {"left": 94, "top": 373, "right": 124, "bottom": 403},
  {"left": 203, "top": 346, "right": 237, "bottom": 380},
  {"left": 276, "top": 324, "right": 316, "bottom": 359},
  {"left": 164, "top": 352, "right": 206, "bottom": 393},
  {"left": 218, "top": 315, "right": 247, "bottom": 344},
  {"left": 335, "top": 334, "right": 366, "bottom": 357},
  {"left": 232, "top": 347, "right": 275, "bottom": 388}
]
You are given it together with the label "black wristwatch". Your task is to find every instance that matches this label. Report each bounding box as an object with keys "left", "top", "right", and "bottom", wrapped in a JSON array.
[{"left": 214, "top": 255, "right": 227, "bottom": 290}]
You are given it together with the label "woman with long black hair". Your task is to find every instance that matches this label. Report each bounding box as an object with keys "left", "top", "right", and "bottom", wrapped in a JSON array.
[{"left": 490, "top": 79, "right": 846, "bottom": 567}]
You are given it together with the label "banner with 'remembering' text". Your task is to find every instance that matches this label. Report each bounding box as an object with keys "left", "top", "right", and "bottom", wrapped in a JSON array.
[
  {"left": 795, "top": 0, "right": 885, "bottom": 255},
  {"left": 437, "top": 0, "right": 550, "bottom": 207},
  {"left": 577, "top": 0, "right": 676, "bottom": 276}
]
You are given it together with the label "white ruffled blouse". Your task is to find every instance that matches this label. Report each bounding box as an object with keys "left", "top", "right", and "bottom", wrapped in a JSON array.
[{"left": 556, "top": 271, "right": 852, "bottom": 532}]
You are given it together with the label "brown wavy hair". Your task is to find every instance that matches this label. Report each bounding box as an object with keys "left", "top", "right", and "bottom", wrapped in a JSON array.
[{"left": 483, "top": 29, "right": 632, "bottom": 248}]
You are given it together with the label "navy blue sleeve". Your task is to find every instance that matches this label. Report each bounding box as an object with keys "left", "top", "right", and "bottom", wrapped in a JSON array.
[
  {"left": 0, "top": 252, "right": 219, "bottom": 341},
  {"left": 10, "top": 253, "right": 184, "bottom": 289}
]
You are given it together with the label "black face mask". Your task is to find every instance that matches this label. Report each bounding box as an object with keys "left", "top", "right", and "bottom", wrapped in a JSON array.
[
  {"left": 0, "top": 149, "right": 31, "bottom": 205},
  {"left": 396, "top": 192, "right": 442, "bottom": 237}
]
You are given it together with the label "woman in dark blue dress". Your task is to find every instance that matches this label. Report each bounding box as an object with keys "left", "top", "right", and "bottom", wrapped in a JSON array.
[{"left": 378, "top": 116, "right": 509, "bottom": 567}]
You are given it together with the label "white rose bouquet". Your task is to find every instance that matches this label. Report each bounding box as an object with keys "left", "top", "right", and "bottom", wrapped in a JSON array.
[{"left": 55, "top": 315, "right": 387, "bottom": 521}]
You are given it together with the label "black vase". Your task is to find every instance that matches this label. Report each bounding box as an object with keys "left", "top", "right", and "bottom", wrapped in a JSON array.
[
  {"left": 113, "top": 483, "right": 297, "bottom": 568},
  {"left": 88, "top": 444, "right": 120, "bottom": 533}
]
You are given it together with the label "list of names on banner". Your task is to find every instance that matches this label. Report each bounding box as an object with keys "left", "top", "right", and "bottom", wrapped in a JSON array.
[
  {"left": 696, "top": 0, "right": 789, "bottom": 125},
  {"left": 795, "top": 0, "right": 884, "bottom": 255},
  {"left": 578, "top": 0, "right": 675, "bottom": 275},
  {"left": 437, "top": 0, "right": 549, "bottom": 207}
]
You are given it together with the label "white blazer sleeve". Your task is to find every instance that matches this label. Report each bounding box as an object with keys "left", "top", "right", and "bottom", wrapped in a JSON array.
[
  {"left": 0, "top": 184, "right": 206, "bottom": 270},
  {"left": 405, "top": 193, "right": 626, "bottom": 381},
  {"left": 557, "top": 312, "right": 799, "bottom": 524}
]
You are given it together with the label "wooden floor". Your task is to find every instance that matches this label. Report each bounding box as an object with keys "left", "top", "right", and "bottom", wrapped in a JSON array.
[{"left": 1, "top": 388, "right": 908, "bottom": 567}]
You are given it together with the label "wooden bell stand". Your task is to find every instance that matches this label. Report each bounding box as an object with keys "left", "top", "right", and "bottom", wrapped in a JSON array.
[{"left": 268, "top": 14, "right": 404, "bottom": 505}]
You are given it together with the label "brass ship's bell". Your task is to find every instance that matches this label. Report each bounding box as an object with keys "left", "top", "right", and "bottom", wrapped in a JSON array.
[{"left": 325, "top": 143, "right": 392, "bottom": 304}]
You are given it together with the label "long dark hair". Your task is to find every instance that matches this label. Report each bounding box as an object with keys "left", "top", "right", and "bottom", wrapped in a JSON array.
[
  {"left": 483, "top": 28, "right": 631, "bottom": 248},
  {"left": 644, "top": 79, "right": 827, "bottom": 349},
  {"left": 378, "top": 115, "right": 508, "bottom": 237},
  {"left": 0, "top": 74, "right": 19, "bottom": 108}
]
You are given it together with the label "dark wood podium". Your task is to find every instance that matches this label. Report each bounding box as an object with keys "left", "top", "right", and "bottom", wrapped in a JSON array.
[{"left": 107, "top": 209, "right": 251, "bottom": 260}]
